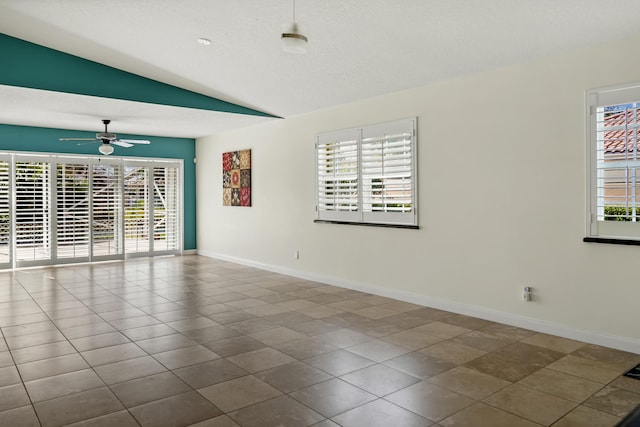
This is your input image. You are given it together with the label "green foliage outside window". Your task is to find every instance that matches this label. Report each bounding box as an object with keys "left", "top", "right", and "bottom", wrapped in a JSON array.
[{"left": 604, "top": 205, "right": 640, "bottom": 221}]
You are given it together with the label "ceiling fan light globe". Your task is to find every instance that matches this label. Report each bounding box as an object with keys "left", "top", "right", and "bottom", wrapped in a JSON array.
[
  {"left": 99, "top": 144, "right": 114, "bottom": 156},
  {"left": 281, "top": 22, "right": 307, "bottom": 54}
]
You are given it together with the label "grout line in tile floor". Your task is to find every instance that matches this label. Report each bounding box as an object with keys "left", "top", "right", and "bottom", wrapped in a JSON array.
[{"left": 0, "top": 255, "right": 638, "bottom": 426}]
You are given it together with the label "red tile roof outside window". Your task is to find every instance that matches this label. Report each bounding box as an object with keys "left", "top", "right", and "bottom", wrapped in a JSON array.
[{"left": 603, "top": 108, "right": 640, "bottom": 155}]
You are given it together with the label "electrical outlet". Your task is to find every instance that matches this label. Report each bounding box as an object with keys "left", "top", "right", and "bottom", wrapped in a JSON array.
[{"left": 522, "top": 286, "right": 532, "bottom": 302}]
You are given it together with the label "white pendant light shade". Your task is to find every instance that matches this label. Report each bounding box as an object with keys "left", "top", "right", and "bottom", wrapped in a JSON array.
[
  {"left": 99, "top": 143, "right": 114, "bottom": 155},
  {"left": 281, "top": 22, "right": 308, "bottom": 54}
]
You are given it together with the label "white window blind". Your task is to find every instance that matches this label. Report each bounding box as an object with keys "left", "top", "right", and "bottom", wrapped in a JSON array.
[
  {"left": 124, "top": 166, "right": 150, "bottom": 254},
  {"left": 316, "top": 118, "right": 417, "bottom": 227},
  {"left": 56, "top": 163, "right": 90, "bottom": 259},
  {"left": 15, "top": 161, "right": 51, "bottom": 263},
  {"left": 588, "top": 85, "right": 640, "bottom": 239},
  {"left": 92, "top": 163, "right": 123, "bottom": 257},
  {"left": 153, "top": 166, "right": 180, "bottom": 252},
  {"left": 0, "top": 159, "right": 10, "bottom": 266},
  {"left": 317, "top": 129, "right": 360, "bottom": 222}
]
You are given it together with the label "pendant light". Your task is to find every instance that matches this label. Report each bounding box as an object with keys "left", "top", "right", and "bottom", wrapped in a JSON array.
[{"left": 281, "top": 0, "right": 307, "bottom": 54}]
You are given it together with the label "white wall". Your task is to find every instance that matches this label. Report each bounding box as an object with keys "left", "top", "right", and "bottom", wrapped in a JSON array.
[{"left": 196, "top": 33, "right": 640, "bottom": 353}]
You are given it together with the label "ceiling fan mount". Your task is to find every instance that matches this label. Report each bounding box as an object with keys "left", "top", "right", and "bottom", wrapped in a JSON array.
[
  {"left": 96, "top": 119, "right": 117, "bottom": 141},
  {"left": 59, "top": 119, "right": 151, "bottom": 155}
]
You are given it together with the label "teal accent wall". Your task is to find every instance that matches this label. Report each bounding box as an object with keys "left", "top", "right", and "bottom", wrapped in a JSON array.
[
  {"left": 0, "top": 123, "right": 196, "bottom": 250},
  {"left": 1, "top": 33, "right": 273, "bottom": 118}
]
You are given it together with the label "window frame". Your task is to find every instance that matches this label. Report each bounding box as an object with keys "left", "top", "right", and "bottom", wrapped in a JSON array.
[
  {"left": 315, "top": 118, "right": 418, "bottom": 228},
  {"left": 586, "top": 83, "right": 640, "bottom": 241}
]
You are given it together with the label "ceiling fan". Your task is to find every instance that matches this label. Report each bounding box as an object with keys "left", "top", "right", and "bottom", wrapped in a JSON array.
[{"left": 59, "top": 119, "right": 150, "bottom": 155}]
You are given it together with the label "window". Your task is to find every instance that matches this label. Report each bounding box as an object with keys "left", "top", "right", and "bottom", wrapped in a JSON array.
[
  {"left": 587, "top": 84, "right": 640, "bottom": 240},
  {"left": 316, "top": 118, "right": 417, "bottom": 227}
]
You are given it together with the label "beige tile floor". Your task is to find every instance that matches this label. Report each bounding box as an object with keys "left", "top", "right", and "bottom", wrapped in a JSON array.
[{"left": 0, "top": 255, "right": 638, "bottom": 426}]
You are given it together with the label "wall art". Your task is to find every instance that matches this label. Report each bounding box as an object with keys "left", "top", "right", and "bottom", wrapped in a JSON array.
[{"left": 222, "top": 149, "right": 251, "bottom": 206}]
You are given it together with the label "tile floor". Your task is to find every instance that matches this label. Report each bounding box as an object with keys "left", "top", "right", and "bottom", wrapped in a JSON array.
[{"left": 0, "top": 255, "right": 638, "bottom": 427}]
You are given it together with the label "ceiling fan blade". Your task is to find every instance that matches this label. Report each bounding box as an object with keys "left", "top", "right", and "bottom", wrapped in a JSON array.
[
  {"left": 59, "top": 121, "right": 150, "bottom": 148},
  {"left": 117, "top": 139, "right": 151, "bottom": 145},
  {"left": 111, "top": 140, "right": 134, "bottom": 148}
]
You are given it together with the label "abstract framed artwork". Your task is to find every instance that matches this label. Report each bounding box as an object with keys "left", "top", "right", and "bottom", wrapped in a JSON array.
[{"left": 223, "top": 149, "right": 251, "bottom": 206}]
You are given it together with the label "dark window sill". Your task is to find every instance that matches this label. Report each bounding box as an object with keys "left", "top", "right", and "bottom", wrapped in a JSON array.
[
  {"left": 314, "top": 220, "right": 419, "bottom": 230},
  {"left": 583, "top": 237, "right": 640, "bottom": 246}
]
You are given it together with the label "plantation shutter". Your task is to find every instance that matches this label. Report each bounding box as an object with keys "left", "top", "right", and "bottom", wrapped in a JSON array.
[
  {"left": 92, "top": 162, "right": 123, "bottom": 258},
  {"left": 124, "top": 165, "right": 150, "bottom": 254},
  {"left": 316, "top": 129, "right": 361, "bottom": 222},
  {"left": 153, "top": 165, "right": 180, "bottom": 253},
  {"left": 361, "top": 120, "right": 415, "bottom": 225},
  {"left": 588, "top": 86, "right": 640, "bottom": 239},
  {"left": 0, "top": 158, "right": 10, "bottom": 266},
  {"left": 56, "top": 163, "right": 90, "bottom": 260},
  {"left": 316, "top": 118, "right": 417, "bottom": 226},
  {"left": 15, "top": 160, "right": 51, "bottom": 264}
]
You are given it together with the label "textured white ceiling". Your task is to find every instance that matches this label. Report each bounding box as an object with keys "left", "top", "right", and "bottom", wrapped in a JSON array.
[{"left": 2, "top": 0, "right": 640, "bottom": 137}]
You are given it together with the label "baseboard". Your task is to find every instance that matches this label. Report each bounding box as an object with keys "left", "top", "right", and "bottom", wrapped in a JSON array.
[
  {"left": 197, "top": 250, "right": 640, "bottom": 354},
  {"left": 182, "top": 249, "right": 197, "bottom": 255}
]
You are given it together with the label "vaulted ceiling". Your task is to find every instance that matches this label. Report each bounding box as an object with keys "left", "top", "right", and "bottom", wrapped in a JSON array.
[{"left": 2, "top": 0, "right": 640, "bottom": 138}]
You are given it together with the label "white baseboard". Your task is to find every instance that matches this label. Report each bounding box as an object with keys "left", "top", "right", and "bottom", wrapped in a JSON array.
[
  {"left": 197, "top": 250, "right": 640, "bottom": 354},
  {"left": 182, "top": 249, "right": 197, "bottom": 255}
]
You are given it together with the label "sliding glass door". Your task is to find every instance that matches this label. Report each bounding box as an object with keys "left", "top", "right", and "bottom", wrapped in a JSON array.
[
  {"left": 0, "top": 159, "right": 10, "bottom": 268},
  {"left": 124, "top": 165, "right": 150, "bottom": 255},
  {"left": 56, "top": 163, "right": 90, "bottom": 262},
  {"left": 123, "top": 164, "right": 180, "bottom": 256},
  {"left": 92, "top": 161, "right": 124, "bottom": 260},
  {"left": 153, "top": 166, "right": 179, "bottom": 254},
  {"left": 0, "top": 153, "right": 181, "bottom": 269},
  {"left": 15, "top": 158, "right": 51, "bottom": 267}
]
